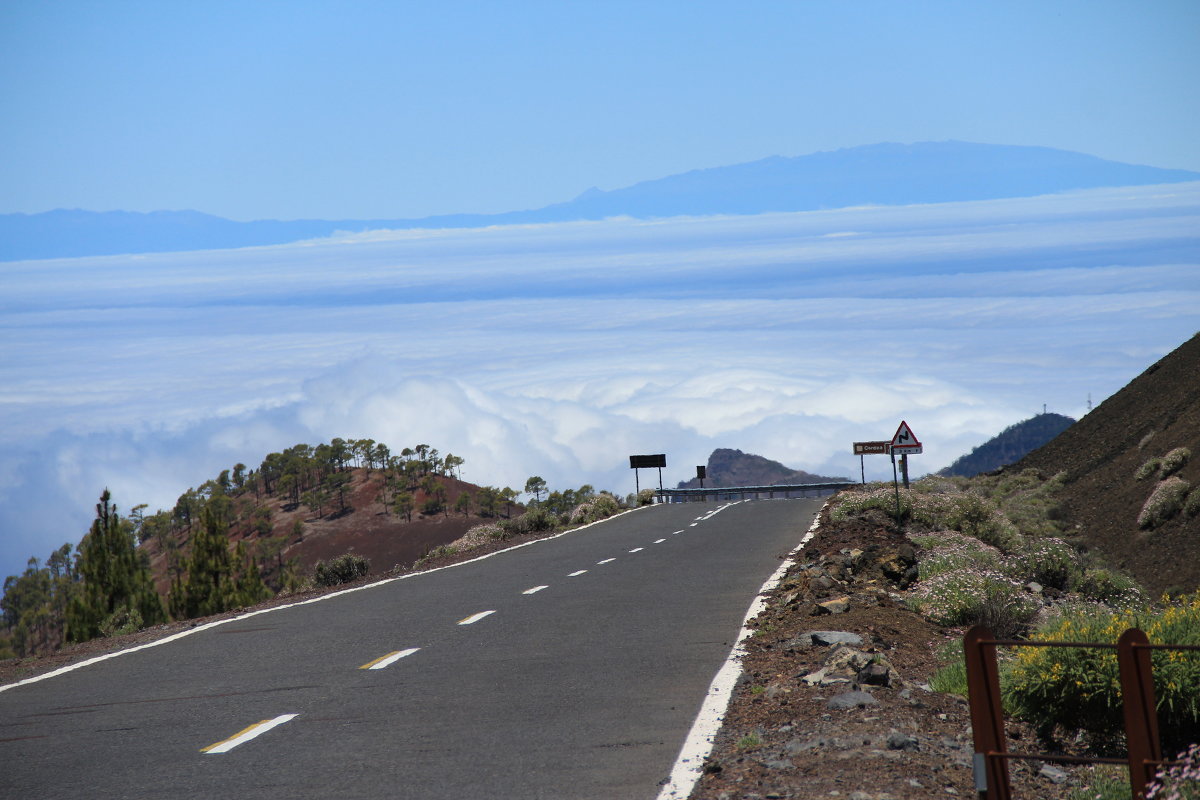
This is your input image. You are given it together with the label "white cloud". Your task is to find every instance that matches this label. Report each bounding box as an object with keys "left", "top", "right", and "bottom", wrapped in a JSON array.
[{"left": 1, "top": 184, "right": 1198, "bottom": 577}]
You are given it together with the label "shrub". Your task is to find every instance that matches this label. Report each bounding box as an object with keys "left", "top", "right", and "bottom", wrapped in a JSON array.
[
  {"left": 929, "top": 640, "right": 969, "bottom": 697},
  {"left": 314, "top": 553, "right": 369, "bottom": 586},
  {"left": 1073, "top": 568, "right": 1146, "bottom": 609},
  {"left": 499, "top": 507, "right": 560, "bottom": 536},
  {"left": 569, "top": 493, "right": 621, "bottom": 525},
  {"left": 412, "top": 545, "right": 458, "bottom": 570},
  {"left": 909, "top": 568, "right": 1040, "bottom": 639},
  {"left": 99, "top": 605, "right": 144, "bottom": 638},
  {"left": 1139, "top": 477, "right": 1192, "bottom": 529},
  {"left": 1009, "top": 538, "right": 1079, "bottom": 591},
  {"left": 1137, "top": 457, "right": 1164, "bottom": 481},
  {"left": 913, "top": 532, "right": 1003, "bottom": 581},
  {"left": 1002, "top": 593, "right": 1200, "bottom": 748},
  {"left": 636, "top": 488, "right": 656, "bottom": 507},
  {"left": 1161, "top": 447, "right": 1192, "bottom": 478},
  {"left": 1186, "top": 487, "right": 1200, "bottom": 518},
  {"left": 1147, "top": 743, "right": 1200, "bottom": 800}
]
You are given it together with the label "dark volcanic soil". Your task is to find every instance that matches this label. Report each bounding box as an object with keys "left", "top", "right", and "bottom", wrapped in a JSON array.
[{"left": 692, "top": 510, "right": 1083, "bottom": 800}]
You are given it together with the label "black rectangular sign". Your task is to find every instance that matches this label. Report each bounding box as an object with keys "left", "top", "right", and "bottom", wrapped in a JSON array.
[
  {"left": 696, "top": 465, "right": 707, "bottom": 479},
  {"left": 629, "top": 454, "right": 667, "bottom": 469}
]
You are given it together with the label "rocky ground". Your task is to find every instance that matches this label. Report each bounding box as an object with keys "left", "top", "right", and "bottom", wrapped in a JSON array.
[{"left": 691, "top": 507, "right": 1086, "bottom": 800}]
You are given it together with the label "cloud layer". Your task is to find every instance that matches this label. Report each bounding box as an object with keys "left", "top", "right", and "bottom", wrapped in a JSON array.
[{"left": 2, "top": 184, "right": 1198, "bottom": 578}]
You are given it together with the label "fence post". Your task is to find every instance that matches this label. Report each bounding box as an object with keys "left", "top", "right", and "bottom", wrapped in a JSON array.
[
  {"left": 964, "top": 626, "right": 1011, "bottom": 799},
  {"left": 1117, "top": 628, "right": 1162, "bottom": 799}
]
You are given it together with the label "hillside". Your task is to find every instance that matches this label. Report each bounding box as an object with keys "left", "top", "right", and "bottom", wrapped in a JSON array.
[
  {"left": 5, "top": 141, "right": 1198, "bottom": 261},
  {"left": 138, "top": 468, "right": 500, "bottom": 597},
  {"left": 1015, "top": 331, "right": 1200, "bottom": 594},
  {"left": 937, "top": 412, "right": 1075, "bottom": 477},
  {"left": 676, "top": 448, "right": 851, "bottom": 490}
]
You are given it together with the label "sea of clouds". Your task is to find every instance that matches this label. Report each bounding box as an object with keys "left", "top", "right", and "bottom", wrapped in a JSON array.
[{"left": 2, "top": 183, "right": 1198, "bottom": 579}]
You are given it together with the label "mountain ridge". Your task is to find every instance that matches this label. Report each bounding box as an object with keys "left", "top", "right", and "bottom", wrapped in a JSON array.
[{"left": 5, "top": 141, "right": 1198, "bottom": 261}]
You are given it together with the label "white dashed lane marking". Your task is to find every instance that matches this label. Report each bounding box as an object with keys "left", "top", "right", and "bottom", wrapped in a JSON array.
[
  {"left": 568, "top": 570, "right": 588, "bottom": 577},
  {"left": 653, "top": 539, "right": 666, "bottom": 544},
  {"left": 458, "top": 610, "right": 496, "bottom": 626},
  {"left": 359, "top": 648, "right": 420, "bottom": 670},
  {"left": 628, "top": 547, "right": 644, "bottom": 553},
  {"left": 597, "top": 558, "right": 616, "bottom": 565},
  {"left": 202, "top": 714, "right": 298, "bottom": 754},
  {"left": 523, "top": 585, "right": 549, "bottom": 595}
]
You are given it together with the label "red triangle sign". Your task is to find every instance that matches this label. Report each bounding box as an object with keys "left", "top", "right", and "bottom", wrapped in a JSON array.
[{"left": 891, "top": 420, "right": 921, "bottom": 448}]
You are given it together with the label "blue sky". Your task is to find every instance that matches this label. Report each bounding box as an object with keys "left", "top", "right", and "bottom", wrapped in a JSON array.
[
  {"left": 1, "top": 2, "right": 1199, "bottom": 580},
  {"left": 3, "top": 1, "right": 1199, "bottom": 220}
]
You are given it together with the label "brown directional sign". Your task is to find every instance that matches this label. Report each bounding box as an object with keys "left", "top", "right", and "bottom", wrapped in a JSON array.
[
  {"left": 853, "top": 441, "right": 891, "bottom": 455},
  {"left": 629, "top": 454, "right": 666, "bottom": 469}
]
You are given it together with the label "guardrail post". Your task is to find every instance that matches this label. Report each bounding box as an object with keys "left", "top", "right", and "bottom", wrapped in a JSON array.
[
  {"left": 1117, "top": 628, "right": 1161, "bottom": 799},
  {"left": 965, "top": 626, "right": 1011, "bottom": 799}
]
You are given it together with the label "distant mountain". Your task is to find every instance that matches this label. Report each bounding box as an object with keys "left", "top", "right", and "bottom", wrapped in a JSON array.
[
  {"left": 1015, "top": 332, "right": 1200, "bottom": 595},
  {"left": 676, "top": 448, "right": 851, "bottom": 489},
  {"left": 5, "top": 141, "right": 1199, "bottom": 261},
  {"left": 937, "top": 413, "right": 1076, "bottom": 477}
]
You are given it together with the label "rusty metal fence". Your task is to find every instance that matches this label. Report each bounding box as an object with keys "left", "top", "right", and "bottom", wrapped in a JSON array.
[{"left": 963, "top": 625, "right": 1199, "bottom": 799}]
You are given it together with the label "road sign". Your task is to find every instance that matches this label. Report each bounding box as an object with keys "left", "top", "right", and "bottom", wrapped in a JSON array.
[
  {"left": 891, "top": 420, "right": 922, "bottom": 451},
  {"left": 853, "top": 441, "right": 891, "bottom": 455},
  {"left": 629, "top": 454, "right": 666, "bottom": 469}
]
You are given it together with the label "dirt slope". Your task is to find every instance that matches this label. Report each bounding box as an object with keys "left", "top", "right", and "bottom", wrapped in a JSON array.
[{"left": 1016, "top": 331, "right": 1200, "bottom": 594}]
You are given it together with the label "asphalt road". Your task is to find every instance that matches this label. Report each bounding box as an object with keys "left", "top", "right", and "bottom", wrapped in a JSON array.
[{"left": 1, "top": 498, "right": 822, "bottom": 799}]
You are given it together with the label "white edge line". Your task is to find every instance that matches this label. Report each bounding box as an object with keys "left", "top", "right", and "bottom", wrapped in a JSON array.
[
  {"left": 203, "top": 713, "right": 298, "bottom": 754},
  {"left": 0, "top": 505, "right": 653, "bottom": 694},
  {"left": 655, "top": 504, "right": 827, "bottom": 800}
]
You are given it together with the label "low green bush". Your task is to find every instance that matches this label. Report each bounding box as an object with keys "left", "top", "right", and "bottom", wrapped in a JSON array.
[
  {"left": 912, "top": 531, "right": 1003, "bottom": 581},
  {"left": 1138, "top": 476, "right": 1192, "bottom": 529},
  {"left": 1002, "top": 593, "right": 1200, "bottom": 749},
  {"left": 909, "top": 569, "right": 1040, "bottom": 639},
  {"left": 314, "top": 553, "right": 370, "bottom": 586},
  {"left": 1147, "top": 743, "right": 1200, "bottom": 800},
  {"left": 570, "top": 493, "right": 621, "bottom": 525},
  {"left": 929, "top": 639, "right": 969, "bottom": 697},
  {"left": 636, "top": 488, "right": 656, "bottom": 507},
  {"left": 1137, "top": 457, "right": 1164, "bottom": 481},
  {"left": 99, "top": 605, "right": 144, "bottom": 637},
  {"left": 411, "top": 545, "right": 458, "bottom": 570},
  {"left": 501, "top": 507, "right": 559, "bottom": 536},
  {"left": 1160, "top": 447, "right": 1192, "bottom": 478},
  {"left": 1010, "top": 537, "right": 1079, "bottom": 591},
  {"left": 1186, "top": 487, "right": 1200, "bottom": 518},
  {"left": 1073, "top": 567, "right": 1146, "bottom": 608}
]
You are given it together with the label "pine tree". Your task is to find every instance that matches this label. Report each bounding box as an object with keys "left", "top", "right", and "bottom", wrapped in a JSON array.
[
  {"left": 178, "top": 507, "right": 235, "bottom": 618},
  {"left": 65, "top": 490, "right": 165, "bottom": 643},
  {"left": 232, "top": 541, "right": 271, "bottom": 608}
]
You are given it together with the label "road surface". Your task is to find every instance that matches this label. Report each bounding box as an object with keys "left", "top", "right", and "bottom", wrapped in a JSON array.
[{"left": 1, "top": 498, "right": 821, "bottom": 799}]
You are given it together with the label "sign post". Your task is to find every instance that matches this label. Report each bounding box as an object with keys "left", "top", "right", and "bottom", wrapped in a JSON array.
[
  {"left": 852, "top": 441, "right": 891, "bottom": 484},
  {"left": 888, "top": 421, "right": 923, "bottom": 515},
  {"left": 629, "top": 454, "right": 667, "bottom": 499},
  {"left": 890, "top": 420, "right": 922, "bottom": 490}
]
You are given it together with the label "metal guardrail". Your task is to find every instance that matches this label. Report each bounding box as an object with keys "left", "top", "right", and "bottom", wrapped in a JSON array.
[
  {"left": 964, "top": 625, "right": 1199, "bottom": 799},
  {"left": 655, "top": 482, "right": 859, "bottom": 502}
]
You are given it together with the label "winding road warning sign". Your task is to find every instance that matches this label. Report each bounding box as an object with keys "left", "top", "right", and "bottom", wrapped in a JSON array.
[{"left": 891, "top": 420, "right": 922, "bottom": 453}]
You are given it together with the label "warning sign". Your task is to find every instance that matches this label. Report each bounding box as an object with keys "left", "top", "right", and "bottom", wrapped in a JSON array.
[{"left": 891, "top": 421, "right": 922, "bottom": 453}]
